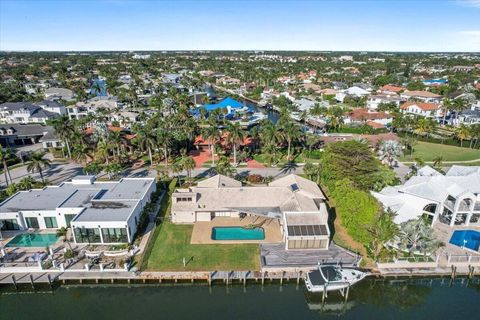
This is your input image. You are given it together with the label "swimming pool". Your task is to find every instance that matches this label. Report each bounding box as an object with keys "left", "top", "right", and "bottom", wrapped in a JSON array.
[
  {"left": 449, "top": 230, "right": 480, "bottom": 251},
  {"left": 211, "top": 227, "right": 265, "bottom": 241},
  {"left": 5, "top": 233, "right": 59, "bottom": 248}
]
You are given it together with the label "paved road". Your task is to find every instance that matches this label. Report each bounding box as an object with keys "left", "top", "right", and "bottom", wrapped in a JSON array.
[{"left": 1, "top": 161, "right": 303, "bottom": 188}]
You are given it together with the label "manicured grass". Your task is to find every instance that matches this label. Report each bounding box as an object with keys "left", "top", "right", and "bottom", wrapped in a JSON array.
[
  {"left": 400, "top": 141, "right": 480, "bottom": 162},
  {"left": 144, "top": 222, "right": 260, "bottom": 271}
]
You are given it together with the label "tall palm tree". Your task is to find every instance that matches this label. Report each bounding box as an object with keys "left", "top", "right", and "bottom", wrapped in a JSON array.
[
  {"left": 181, "top": 156, "right": 196, "bottom": 182},
  {"left": 156, "top": 129, "right": 173, "bottom": 165},
  {"left": 0, "top": 148, "right": 13, "bottom": 186},
  {"left": 135, "top": 128, "right": 157, "bottom": 165},
  {"left": 226, "top": 122, "right": 245, "bottom": 166},
  {"left": 49, "top": 115, "right": 75, "bottom": 158},
  {"left": 26, "top": 152, "right": 51, "bottom": 184},
  {"left": 281, "top": 121, "right": 302, "bottom": 160},
  {"left": 203, "top": 125, "right": 221, "bottom": 166}
]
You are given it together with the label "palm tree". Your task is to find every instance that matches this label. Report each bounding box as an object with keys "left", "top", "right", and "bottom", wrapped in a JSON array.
[
  {"left": 18, "top": 176, "right": 35, "bottom": 190},
  {"left": 49, "top": 115, "right": 75, "bottom": 158},
  {"left": 203, "top": 125, "right": 221, "bottom": 166},
  {"left": 367, "top": 209, "right": 399, "bottom": 260},
  {"left": 56, "top": 227, "right": 73, "bottom": 250},
  {"left": 104, "top": 162, "right": 123, "bottom": 179},
  {"left": 226, "top": 122, "right": 245, "bottom": 166},
  {"left": 303, "top": 162, "right": 322, "bottom": 184},
  {"left": 0, "top": 148, "right": 13, "bottom": 186},
  {"left": 433, "top": 155, "right": 444, "bottom": 168},
  {"left": 455, "top": 124, "right": 471, "bottom": 147},
  {"left": 156, "top": 129, "right": 173, "bottom": 165},
  {"left": 135, "top": 128, "right": 157, "bottom": 165},
  {"left": 171, "top": 160, "right": 184, "bottom": 186},
  {"left": 281, "top": 121, "right": 302, "bottom": 160},
  {"left": 394, "top": 218, "right": 444, "bottom": 256},
  {"left": 181, "top": 156, "right": 196, "bottom": 182},
  {"left": 26, "top": 152, "right": 51, "bottom": 184},
  {"left": 453, "top": 98, "right": 469, "bottom": 126}
]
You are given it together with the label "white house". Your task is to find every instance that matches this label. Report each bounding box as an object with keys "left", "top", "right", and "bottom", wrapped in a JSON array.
[
  {"left": 367, "top": 95, "right": 405, "bottom": 110},
  {"left": 0, "top": 176, "right": 156, "bottom": 245},
  {"left": 0, "top": 101, "right": 66, "bottom": 124},
  {"left": 372, "top": 166, "right": 480, "bottom": 227},
  {"left": 400, "top": 101, "right": 442, "bottom": 118},
  {"left": 400, "top": 90, "right": 442, "bottom": 103},
  {"left": 335, "top": 86, "right": 370, "bottom": 103}
]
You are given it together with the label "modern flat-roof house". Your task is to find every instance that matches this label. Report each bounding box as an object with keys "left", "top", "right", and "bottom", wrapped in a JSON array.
[
  {"left": 171, "top": 174, "right": 331, "bottom": 250},
  {"left": 0, "top": 175, "right": 156, "bottom": 244},
  {"left": 372, "top": 166, "right": 480, "bottom": 227}
]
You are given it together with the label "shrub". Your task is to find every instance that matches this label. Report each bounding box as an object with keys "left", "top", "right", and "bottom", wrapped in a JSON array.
[{"left": 247, "top": 174, "right": 263, "bottom": 184}]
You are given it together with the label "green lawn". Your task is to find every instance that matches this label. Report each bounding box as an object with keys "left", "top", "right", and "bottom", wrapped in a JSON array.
[
  {"left": 144, "top": 222, "right": 260, "bottom": 271},
  {"left": 400, "top": 141, "right": 480, "bottom": 162}
]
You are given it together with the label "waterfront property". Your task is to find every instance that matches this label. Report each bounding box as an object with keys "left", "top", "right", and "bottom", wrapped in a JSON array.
[
  {"left": 372, "top": 166, "right": 480, "bottom": 227},
  {"left": 171, "top": 174, "right": 330, "bottom": 250},
  {"left": 0, "top": 175, "right": 156, "bottom": 245}
]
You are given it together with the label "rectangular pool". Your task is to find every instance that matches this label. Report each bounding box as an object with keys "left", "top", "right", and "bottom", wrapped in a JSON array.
[
  {"left": 449, "top": 230, "right": 480, "bottom": 251},
  {"left": 5, "top": 233, "right": 59, "bottom": 248},
  {"left": 211, "top": 227, "right": 265, "bottom": 241}
]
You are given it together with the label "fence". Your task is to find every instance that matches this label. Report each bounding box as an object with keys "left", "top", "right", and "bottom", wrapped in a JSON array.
[{"left": 376, "top": 255, "right": 439, "bottom": 269}]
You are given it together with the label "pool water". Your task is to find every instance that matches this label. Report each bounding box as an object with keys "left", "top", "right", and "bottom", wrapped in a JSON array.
[
  {"left": 449, "top": 230, "right": 480, "bottom": 251},
  {"left": 5, "top": 233, "right": 59, "bottom": 247},
  {"left": 211, "top": 227, "right": 265, "bottom": 240}
]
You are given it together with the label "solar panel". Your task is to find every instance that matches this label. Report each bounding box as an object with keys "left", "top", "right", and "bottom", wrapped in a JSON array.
[{"left": 287, "top": 224, "right": 328, "bottom": 236}]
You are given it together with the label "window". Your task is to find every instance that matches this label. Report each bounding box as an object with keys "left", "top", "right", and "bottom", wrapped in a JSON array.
[
  {"left": 44, "top": 217, "right": 58, "bottom": 228},
  {"left": 25, "top": 217, "right": 39, "bottom": 229},
  {"left": 74, "top": 228, "right": 101, "bottom": 243},
  {"left": 0, "top": 219, "right": 20, "bottom": 231},
  {"left": 101, "top": 228, "right": 128, "bottom": 243},
  {"left": 64, "top": 214, "right": 76, "bottom": 227},
  {"left": 176, "top": 197, "right": 192, "bottom": 202}
]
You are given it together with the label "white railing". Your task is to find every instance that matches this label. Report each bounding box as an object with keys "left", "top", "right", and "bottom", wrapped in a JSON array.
[
  {"left": 446, "top": 253, "right": 480, "bottom": 266},
  {"left": 376, "top": 256, "right": 439, "bottom": 269}
]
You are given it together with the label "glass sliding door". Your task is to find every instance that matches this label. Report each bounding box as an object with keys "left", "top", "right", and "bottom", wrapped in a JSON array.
[
  {"left": 44, "top": 217, "right": 58, "bottom": 228},
  {"left": 25, "top": 217, "right": 39, "bottom": 229},
  {"left": 0, "top": 219, "right": 20, "bottom": 230},
  {"left": 64, "top": 214, "right": 76, "bottom": 227},
  {"left": 74, "top": 227, "right": 101, "bottom": 243},
  {"left": 101, "top": 228, "right": 128, "bottom": 243}
]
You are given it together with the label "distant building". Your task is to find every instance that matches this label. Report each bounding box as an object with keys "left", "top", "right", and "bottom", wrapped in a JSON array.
[
  {"left": 0, "top": 123, "right": 60, "bottom": 148},
  {"left": 44, "top": 87, "right": 75, "bottom": 101},
  {"left": 400, "top": 90, "right": 442, "bottom": 103}
]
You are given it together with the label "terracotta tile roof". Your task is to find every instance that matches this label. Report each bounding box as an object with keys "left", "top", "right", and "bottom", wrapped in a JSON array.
[
  {"left": 348, "top": 108, "right": 393, "bottom": 121},
  {"left": 366, "top": 121, "right": 385, "bottom": 129},
  {"left": 402, "top": 90, "right": 442, "bottom": 98},
  {"left": 380, "top": 85, "right": 405, "bottom": 93},
  {"left": 194, "top": 133, "right": 253, "bottom": 147},
  {"left": 400, "top": 101, "right": 440, "bottom": 111}
]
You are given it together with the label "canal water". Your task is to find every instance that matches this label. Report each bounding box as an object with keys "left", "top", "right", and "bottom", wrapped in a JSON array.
[{"left": 1, "top": 278, "right": 479, "bottom": 319}]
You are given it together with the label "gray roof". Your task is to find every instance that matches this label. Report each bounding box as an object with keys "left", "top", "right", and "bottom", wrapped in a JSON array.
[
  {"left": 0, "top": 124, "right": 52, "bottom": 137},
  {"left": 0, "top": 177, "right": 155, "bottom": 223}
]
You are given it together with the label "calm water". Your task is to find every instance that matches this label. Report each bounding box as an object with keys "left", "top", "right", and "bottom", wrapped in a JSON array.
[{"left": 1, "top": 278, "right": 479, "bottom": 319}]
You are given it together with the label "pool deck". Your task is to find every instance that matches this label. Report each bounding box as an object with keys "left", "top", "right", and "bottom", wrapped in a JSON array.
[
  {"left": 433, "top": 223, "right": 480, "bottom": 256},
  {"left": 190, "top": 216, "right": 283, "bottom": 244}
]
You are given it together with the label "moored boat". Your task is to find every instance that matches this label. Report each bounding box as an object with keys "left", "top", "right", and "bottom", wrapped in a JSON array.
[{"left": 305, "top": 265, "right": 368, "bottom": 293}]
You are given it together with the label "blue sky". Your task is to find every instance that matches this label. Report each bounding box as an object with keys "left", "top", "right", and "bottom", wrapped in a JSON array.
[{"left": 0, "top": 0, "right": 479, "bottom": 51}]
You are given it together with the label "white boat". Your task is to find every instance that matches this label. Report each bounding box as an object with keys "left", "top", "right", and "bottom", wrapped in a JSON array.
[{"left": 305, "top": 265, "right": 368, "bottom": 293}]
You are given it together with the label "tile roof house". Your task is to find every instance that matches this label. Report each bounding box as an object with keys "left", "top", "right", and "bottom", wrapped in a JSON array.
[
  {"left": 379, "top": 85, "right": 405, "bottom": 95},
  {"left": 171, "top": 174, "right": 330, "bottom": 250},
  {"left": 400, "top": 101, "right": 442, "bottom": 118},
  {"left": 372, "top": 166, "right": 480, "bottom": 227},
  {"left": 400, "top": 90, "right": 442, "bottom": 103},
  {"left": 345, "top": 108, "right": 394, "bottom": 127}
]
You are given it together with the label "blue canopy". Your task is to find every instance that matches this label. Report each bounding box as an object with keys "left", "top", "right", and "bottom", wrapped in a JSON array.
[{"left": 202, "top": 97, "right": 244, "bottom": 111}]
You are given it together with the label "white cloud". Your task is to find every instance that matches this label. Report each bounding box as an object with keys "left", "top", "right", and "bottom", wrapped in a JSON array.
[{"left": 456, "top": 0, "right": 480, "bottom": 8}]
